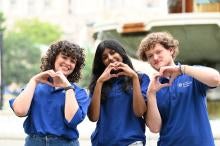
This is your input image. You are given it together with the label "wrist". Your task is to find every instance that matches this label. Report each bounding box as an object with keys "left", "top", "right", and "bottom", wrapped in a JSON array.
[
  {"left": 132, "top": 72, "right": 138, "bottom": 80},
  {"left": 179, "top": 64, "right": 186, "bottom": 74},
  {"left": 63, "top": 85, "right": 75, "bottom": 91},
  {"left": 147, "top": 91, "right": 156, "bottom": 97}
]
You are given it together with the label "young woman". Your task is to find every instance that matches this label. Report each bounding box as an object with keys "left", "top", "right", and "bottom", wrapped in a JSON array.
[
  {"left": 9, "top": 40, "right": 90, "bottom": 146},
  {"left": 88, "top": 39, "right": 150, "bottom": 146}
]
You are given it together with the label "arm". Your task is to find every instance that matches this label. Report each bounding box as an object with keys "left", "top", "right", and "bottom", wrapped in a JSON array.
[
  {"left": 116, "top": 62, "right": 146, "bottom": 117},
  {"left": 132, "top": 74, "right": 147, "bottom": 117},
  {"left": 64, "top": 87, "right": 79, "bottom": 123},
  {"left": 145, "top": 92, "right": 162, "bottom": 133},
  {"left": 12, "top": 70, "right": 57, "bottom": 116},
  {"left": 87, "top": 79, "right": 103, "bottom": 122},
  {"left": 181, "top": 65, "right": 220, "bottom": 87},
  {"left": 64, "top": 88, "right": 90, "bottom": 128},
  {"left": 145, "top": 73, "right": 169, "bottom": 133},
  {"left": 12, "top": 77, "right": 37, "bottom": 117},
  {"left": 52, "top": 71, "right": 80, "bottom": 123},
  {"left": 87, "top": 63, "right": 116, "bottom": 122}
]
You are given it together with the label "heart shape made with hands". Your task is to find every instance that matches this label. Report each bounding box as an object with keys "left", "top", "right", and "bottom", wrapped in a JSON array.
[
  {"left": 36, "top": 73, "right": 64, "bottom": 87},
  {"left": 159, "top": 66, "right": 180, "bottom": 84},
  {"left": 159, "top": 76, "right": 170, "bottom": 84},
  {"left": 47, "top": 75, "right": 65, "bottom": 87},
  {"left": 110, "top": 69, "right": 123, "bottom": 74}
]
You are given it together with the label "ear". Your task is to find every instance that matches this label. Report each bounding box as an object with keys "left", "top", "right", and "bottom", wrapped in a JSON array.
[{"left": 169, "top": 47, "right": 174, "bottom": 56}]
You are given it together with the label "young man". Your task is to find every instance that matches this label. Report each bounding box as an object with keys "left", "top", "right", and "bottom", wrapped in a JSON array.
[{"left": 137, "top": 32, "right": 220, "bottom": 146}]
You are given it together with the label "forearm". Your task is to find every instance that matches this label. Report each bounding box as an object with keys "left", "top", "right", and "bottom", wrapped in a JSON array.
[
  {"left": 146, "top": 93, "right": 162, "bottom": 133},
  {"left": 13, "top": 78, "right": 37, "bottom": 116},
  {"left": 87, "top": 80, "right": 103, "bottom": 122},
  {"left": 132, "top": 74, "right": 146, "bottom": 117},
  {"left": 64, "top": 89, "right": 79, "bottom": 122},
  {"left": 182, "top": 65, "right": 220, "bottom": 87}
]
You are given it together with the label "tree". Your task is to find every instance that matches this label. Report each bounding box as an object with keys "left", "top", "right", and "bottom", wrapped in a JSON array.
[
  {"left": 0, "top": 12, "right": 5, "bottom": 109},
  {"left": 79, "top": 48, "right": 94, "bottom": 88},
  {"left": 13, "top": 18, "right": 62, "bottom": 45},
  {"left": 0, "top": 12, "right": 5, "bottom": 31},
  {"left": 3, "top": 18, "right": 62, "bottom": 85},
  {"left": 3, "top": 32, "right": 41, "bottom": 85}
]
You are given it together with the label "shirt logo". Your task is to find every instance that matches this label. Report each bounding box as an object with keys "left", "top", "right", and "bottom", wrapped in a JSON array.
[{"left": 178, "top": 81, "right": 192, "bottom": 88}]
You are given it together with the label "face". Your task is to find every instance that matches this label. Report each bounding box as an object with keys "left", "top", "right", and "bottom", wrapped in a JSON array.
[
  {"left": 54, "top": 53, "right": 76, "bottom": 76},
  {"left": 145, "top": 43, "right": 175, "bottom": 71},
  {"left": 102, "top": 48, "right": 123, "bottom": 66}
]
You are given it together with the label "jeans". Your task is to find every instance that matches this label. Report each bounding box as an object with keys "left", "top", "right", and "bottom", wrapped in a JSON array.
[{"left": 25, "top": 135, "right": 80, "bottom": 146}]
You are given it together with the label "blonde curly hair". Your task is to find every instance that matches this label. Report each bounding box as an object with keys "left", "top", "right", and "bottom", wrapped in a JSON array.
[{"left": 137, "top": 32, "right": 179, "bottom": 61}]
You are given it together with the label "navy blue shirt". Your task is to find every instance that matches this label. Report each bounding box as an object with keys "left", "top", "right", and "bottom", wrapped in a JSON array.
[
  {"left": 9, "top": 83, "right": 90, "bottom": 140},
  {"left": 157, "top": 74, "right": 215, "bottom": 146},
  {"left": 90, "top": 73, "right": 150, "bottom": 146}
]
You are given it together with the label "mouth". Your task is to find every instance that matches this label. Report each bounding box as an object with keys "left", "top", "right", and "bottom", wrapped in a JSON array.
[{"left": 60, "top": 65, "right": 70, "bottom": 71}]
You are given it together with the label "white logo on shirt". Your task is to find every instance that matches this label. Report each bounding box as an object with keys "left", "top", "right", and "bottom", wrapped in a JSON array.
[{"left": 178, "top": 81, "right": 192, "bottom": 88}]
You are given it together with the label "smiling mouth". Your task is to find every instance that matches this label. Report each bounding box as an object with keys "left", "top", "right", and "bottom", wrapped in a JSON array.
[{"left": 60, "top": 66, "right": 70, "bottom": 71}]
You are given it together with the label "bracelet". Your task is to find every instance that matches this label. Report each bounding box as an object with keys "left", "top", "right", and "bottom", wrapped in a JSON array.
[
  {"left": 63, "top": 86, "right": 75, "bottom": 91},
  {"left": 179, "top": 64, "right": 185, "bottom": 74},
  {"left": 181, "top": 65, "right": 186, "bottom": 74}
]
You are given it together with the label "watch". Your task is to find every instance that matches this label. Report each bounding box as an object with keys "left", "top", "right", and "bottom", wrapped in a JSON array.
[{"left": 63, "top": 86, "right": 75, "bottom": 91}]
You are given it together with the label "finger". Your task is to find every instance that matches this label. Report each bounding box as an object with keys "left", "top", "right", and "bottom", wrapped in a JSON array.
[
  {"left": 160, "top": 83, "right": 170, "bottom": 88},
  {"left": 47, "top": 70, "right": 57, "bottom": 77}
]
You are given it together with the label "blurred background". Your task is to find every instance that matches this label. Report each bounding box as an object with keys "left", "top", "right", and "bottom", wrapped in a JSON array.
[{"left": 0, "top": 0, "right": 220, "bottom": 145}]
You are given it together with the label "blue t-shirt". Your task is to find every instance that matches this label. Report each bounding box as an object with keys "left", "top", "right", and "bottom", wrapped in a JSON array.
[
  {"left": 90, "top": 73, "right": 150, "bottom": 146},
  {"left": 9, "top": 83, "right": 90, "bottom": 140},
  {"left": 157, "top": 74, "right": 215, "bottom": 146}
]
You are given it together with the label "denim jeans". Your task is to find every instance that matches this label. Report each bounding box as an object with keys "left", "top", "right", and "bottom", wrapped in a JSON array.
[{"left": 25, "top": 135, "right": 80, "bottom": 146}]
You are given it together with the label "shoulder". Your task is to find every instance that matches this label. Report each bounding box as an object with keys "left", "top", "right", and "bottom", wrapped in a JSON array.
[{"left": 137, "top": 72, "right": 150, "bottom": 81}]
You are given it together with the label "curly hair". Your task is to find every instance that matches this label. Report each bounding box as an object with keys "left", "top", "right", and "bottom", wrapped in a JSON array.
[
  {"left": 40, "top": 40, "right": 85, "bottom": 83},
  {"left": 137, "top": 32, "right": 179, "bottom": 61}
]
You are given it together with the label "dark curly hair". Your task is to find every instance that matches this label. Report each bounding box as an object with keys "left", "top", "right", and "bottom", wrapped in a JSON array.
[{"left": 40, "top": 40, "right": 85, "bottom": 83}]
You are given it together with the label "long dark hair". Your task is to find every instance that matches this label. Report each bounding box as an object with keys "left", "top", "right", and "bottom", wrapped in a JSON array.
[{"left": 89, "top": 39, "right": 134, "bottom": 101}]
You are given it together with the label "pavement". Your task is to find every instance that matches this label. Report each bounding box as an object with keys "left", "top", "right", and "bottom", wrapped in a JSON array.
[{"left": 0, "top": 99, "right": 219, "bottom": 146}]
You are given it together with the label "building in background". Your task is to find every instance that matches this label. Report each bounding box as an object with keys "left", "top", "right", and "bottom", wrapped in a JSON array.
[{"left": 0, "top": 0, "right": 167, "bottom": 45}]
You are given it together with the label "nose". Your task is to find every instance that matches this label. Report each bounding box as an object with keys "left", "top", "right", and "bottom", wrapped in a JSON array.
[
  {"left": 107, "top": 54, "right": 114, "bottom": 62},
  {"left": 153, "top": 54, "right": 158, "bottom": 60},
  {"left": 65, "top": 58, "right": 72, "bottom": 65}
]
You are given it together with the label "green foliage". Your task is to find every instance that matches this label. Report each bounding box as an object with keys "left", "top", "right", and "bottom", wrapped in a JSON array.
[
  {"left": 79, "top": 48, "right": 94, "bottom": 88},
  {"left": 14, "top": 18, "right": 62, "bottom": 45},
  {"left": 0, "top": 12, "right": 5, "bottom": 31},
  {"left": 3, "top": 18, "right": 62, "bottom": 85},
  {"left": 3, "top": 32, "right": 41, "bottom": 85}
]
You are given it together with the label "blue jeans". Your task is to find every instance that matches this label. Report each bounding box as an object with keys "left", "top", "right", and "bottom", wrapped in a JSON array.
[{"left": 25, "top": 135, "right": 80, "bottom": 146}]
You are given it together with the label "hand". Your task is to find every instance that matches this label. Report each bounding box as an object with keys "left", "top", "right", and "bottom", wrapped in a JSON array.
[
  {"left": 98, "top": 63, "right": 119, "bottom": 83},
  {"left": 113, "top": 62, "right": 136, "bottom": 78},
  {"left": 32, "top": 70, "right": 70, "bottom": 87},
  {"left": 147, "top": 72, "right": 170, "bottom": 96},
  {"left": 159, "top": 65, "right": 181, "bottom": 84}
]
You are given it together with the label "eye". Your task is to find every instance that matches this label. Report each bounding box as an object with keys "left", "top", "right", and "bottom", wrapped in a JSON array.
[
  {"left": 102, "top": 54, "right": 107, "bottom": 61},
  {"left": 71, "top": 59, "right": 76, "bottom": 64},
  {"left": 156, "top": 50, "right": 162, "bottom": 55},
  {"left": 110, "top": 50, "right": 116, "bottom": 55},
  {"left": 147, "top": 54, "right": 153, "bottom": 59},
  {"left": 62, "top": 55, "right": 68, "bottom": 60}
]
